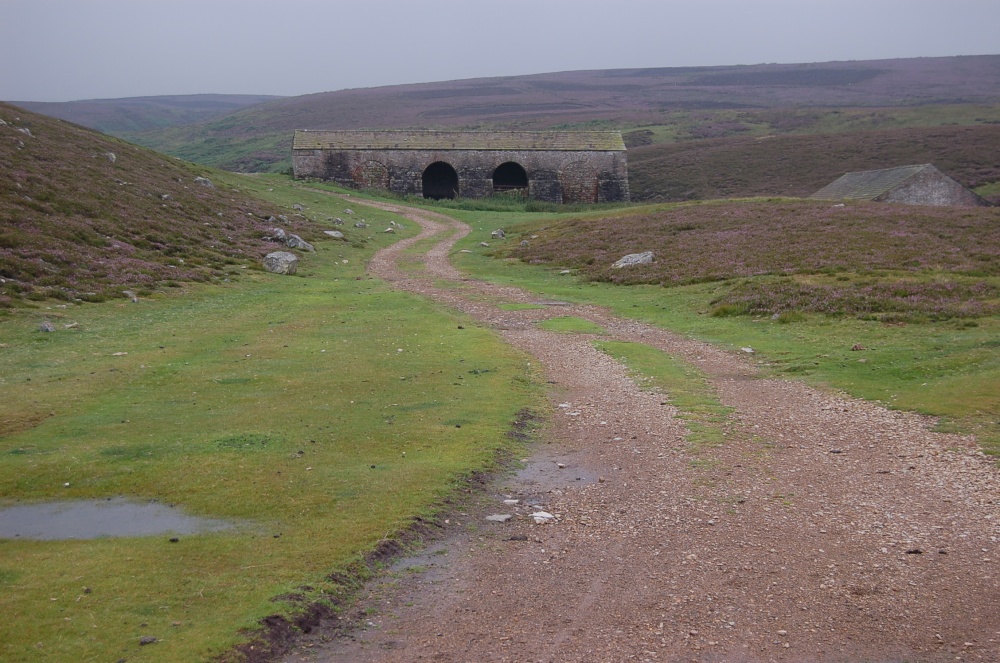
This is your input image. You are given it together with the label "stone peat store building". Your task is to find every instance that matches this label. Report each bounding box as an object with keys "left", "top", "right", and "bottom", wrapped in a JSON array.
[
  {"left": 292, "top": 130, "right": 629, "bottom": 204},
  {"left": 810, "top": 164, "right": 988, "bottom": 207}
]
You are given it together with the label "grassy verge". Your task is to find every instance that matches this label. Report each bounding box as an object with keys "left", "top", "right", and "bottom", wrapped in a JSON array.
[
  {"left": 594, "top": 341, "right": 732, "bottom": 449},
  {"left": 536, "top": 316, "right": 606, "bottom": 335},
  {"left": 0, "top": 176, "right": 538, "bottom": 662},
  {"left": 444, "top": 207, "right": 1000, "bottom": 456}
]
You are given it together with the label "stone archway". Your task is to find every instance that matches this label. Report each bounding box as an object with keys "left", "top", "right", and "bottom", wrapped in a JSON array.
[
  {"left": 422, "top": 162, "right": 459, "bottom": 200},
  {"left": 492, "top": 161, "right": 529, "bottom": 195}
]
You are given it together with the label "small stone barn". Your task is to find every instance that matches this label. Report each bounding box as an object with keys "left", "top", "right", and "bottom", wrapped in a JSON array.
[
  {"left": 292, "top": 129, "right": 629, "bottom": 204},
  {"left": 810, "top": 164, "right": 988, "bottom": 207}
]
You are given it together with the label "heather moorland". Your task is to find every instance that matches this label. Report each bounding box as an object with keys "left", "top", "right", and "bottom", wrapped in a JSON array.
[
  {"left": 1, "top": 54, "right": 999, "bottom": 662},
  {"left": 506, "top": 199, "right": 1000, "bottom": 321},
  {"left": 37, "top": 55, "right": 996, "bottom": 202}
]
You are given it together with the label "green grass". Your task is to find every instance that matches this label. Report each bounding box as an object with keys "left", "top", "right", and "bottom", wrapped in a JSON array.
[
  {"left": 594, "top": 340, "right": 732, "bottom": 449},
  {"left": 536, "top": 316, "right": 606, "bottom": 334},
  {"left": 497, "top": 303, "right": 546, "bottom": 311},
  {"left": 0, "top": 178, "right": 539, "bottom": 662},
  {"left": 446, "top": 207, "right": 1000, "bottom": 456}
]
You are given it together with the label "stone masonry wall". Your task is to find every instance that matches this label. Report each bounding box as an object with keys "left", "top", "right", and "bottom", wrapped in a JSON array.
[{"left": 293, "top": 147, "right": 629, "bottom": 203}]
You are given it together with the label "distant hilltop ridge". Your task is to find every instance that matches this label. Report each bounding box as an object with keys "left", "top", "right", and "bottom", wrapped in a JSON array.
[
  {"left": 13, "top": 94, "right": 284, "bottom": 135},
  {"left": 14, "top": 55, "right": 1000, "bottom": 137},
  {"left": 13, "top": 55, "right": 999, "bottom": 201}
]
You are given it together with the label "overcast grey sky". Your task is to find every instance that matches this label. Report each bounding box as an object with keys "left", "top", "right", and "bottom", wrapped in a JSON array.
[{"left": 3, "top": 0, "right": 998, "bottom": 102}]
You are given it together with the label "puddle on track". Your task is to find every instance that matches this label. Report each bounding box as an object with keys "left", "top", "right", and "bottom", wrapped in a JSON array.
[{"left": 0, "top": 498, "right": 235, "bottom": 540}]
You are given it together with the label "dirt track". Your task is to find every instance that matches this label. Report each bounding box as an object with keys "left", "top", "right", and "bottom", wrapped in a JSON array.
[{"left": 282, "top": 201, "right": 1000, "bottom": 662}]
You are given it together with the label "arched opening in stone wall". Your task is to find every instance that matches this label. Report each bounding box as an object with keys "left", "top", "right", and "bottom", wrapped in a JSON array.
[
  {"left": 422, "top": 161, "right": 459, "bottom": 199},
  {"left": 492, "top": 162, "right": 529, "bottom": 195}
]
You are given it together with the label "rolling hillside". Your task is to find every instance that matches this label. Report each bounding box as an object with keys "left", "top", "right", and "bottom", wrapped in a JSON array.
[
  {"left": 118, "top": 55, "right": 1000, "bottom": 178},
  {"left": 15, "top": 55, "right": 1000, "bottom": 201},
  {"left": 628, "top": 125, "right": 1000, "bottom": 201},
  {"left": 0, "top": 102, "right": 304, "bottom": 307},
  {"left": 14, "top": 94, "right": 283, "bottom": 135}
]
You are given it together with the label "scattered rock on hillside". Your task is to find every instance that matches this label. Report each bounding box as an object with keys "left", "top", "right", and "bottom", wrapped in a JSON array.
[
  {"left": 344, "top": 208, "right": 355, "bottom": 215},
  {"left": 491, "top": 229, "right": 506, "bottom": 239},
  {"left": 324, "top": 230, "right": 346, "bottom": 240},
  {"left": 263, "top": 251, "right": 299, "bottom": 275},
  {"left": 193, "top": 176, "right": 214, "bottom": 188},
  {"left": 39, "top": 321, "right": 55, "bottom": 332},
  {"left": 333, "top": 217, "right": 344, "bottom": 225},
  {"left": 293, "top": 203, "right": 305, "bottom": 211},
  {"left": 266, "top": 227, "right": 315, "bottom": 252},
  {"left": 612, "top": 251, "right": 654, "bottom": 268},
  {"left": 354, "top": 221, "right": 368, "bottom": 229}
]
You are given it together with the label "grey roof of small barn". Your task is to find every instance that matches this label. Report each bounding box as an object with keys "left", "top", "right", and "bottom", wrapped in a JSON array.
[
  {"left": 293, "top": 129, "right": 627, "bottom": 152},
  {"left": 810, "top": 164, "right": 937, "bottom": 201}
]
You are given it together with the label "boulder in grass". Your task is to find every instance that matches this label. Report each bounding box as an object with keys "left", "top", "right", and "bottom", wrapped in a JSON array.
[
  {"left": 324, "top": 230, "right": 346, "bottom": 240},
  {"left": 285, "top": 234, "right": 315, "bottom": 252},
  {"left": 267, "top": 227, "right": 314, "bottom": 252},
  {"left": 612, "top": 251, "right": 654, "bottom": 269},
  {"left": 194, "top": 176, "right": 214, "bottom": 188},
  {"left": 263, "top": 251, "right": 299, "bottom": 275}
]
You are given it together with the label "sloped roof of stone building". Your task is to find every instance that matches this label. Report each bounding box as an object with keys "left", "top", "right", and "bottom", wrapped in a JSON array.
[
  {"left": 293, "top": 129, "right": 626, "bottom": 152},
  {"left": 810, "top": 164, "right": 940, "bottom": 201}
]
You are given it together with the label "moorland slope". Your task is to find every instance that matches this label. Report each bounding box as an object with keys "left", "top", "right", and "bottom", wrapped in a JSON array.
[
  {"left": 0, "top": 102, "right": 310, "bottom": 307},
  {"left": 14, "top": 94, "right": 283, "bottom": 135},
  {"left": 111, "top": 55, "right": 1000, "bottom": 184},
  {"left": 628, "top": 124, "right": 1000, "bottom": 201}
]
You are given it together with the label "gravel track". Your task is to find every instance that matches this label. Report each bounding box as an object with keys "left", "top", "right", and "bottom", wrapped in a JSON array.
[{"left": 283, "top": 199, "right": 1000, "bottom": 662}]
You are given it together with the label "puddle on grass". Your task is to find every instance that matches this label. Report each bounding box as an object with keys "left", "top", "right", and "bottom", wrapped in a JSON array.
[{"left": 0, "top": 498, "right": 235, "bottom": 540}]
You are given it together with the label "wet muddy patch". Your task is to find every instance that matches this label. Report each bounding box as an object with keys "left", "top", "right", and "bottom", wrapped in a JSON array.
[{"left": 0, "top": 498, "right": 235, "bottom": 540}]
